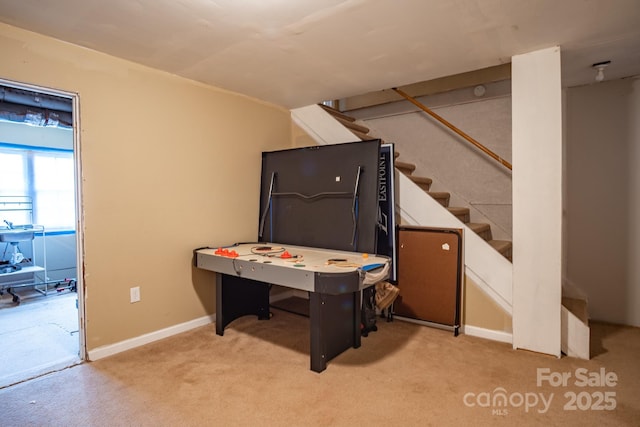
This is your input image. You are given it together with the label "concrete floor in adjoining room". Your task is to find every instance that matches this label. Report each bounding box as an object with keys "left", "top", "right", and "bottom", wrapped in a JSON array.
[{"left": 0, "top": 288, "right": 80, "bottom": 388}]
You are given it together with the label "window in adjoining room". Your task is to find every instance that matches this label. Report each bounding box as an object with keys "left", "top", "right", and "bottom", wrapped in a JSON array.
[{"left": 0, "top": 144, "right": 75, "bottom": 231}]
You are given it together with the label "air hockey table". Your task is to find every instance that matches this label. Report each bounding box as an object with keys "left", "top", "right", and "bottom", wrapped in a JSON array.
[{"left": 194, "top": 242, "right": 390, "bottom": 372}]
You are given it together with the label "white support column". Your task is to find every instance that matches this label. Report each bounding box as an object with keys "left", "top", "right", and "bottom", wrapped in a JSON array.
[{"left": 512, "top": 46, "right": 563, "bottom": 357}]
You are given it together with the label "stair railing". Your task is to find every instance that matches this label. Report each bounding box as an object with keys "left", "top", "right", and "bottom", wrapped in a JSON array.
[{"left": 392, "top": 87, "right": 512, "bottom": 171}]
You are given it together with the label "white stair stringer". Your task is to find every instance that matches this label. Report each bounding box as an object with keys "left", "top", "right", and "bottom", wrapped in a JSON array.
[
  {"left": 292, "top": 104, "right": 362, "bottom": 145},
  {"left": 290, "top": 103, "right": 513, "bottom": 315}
]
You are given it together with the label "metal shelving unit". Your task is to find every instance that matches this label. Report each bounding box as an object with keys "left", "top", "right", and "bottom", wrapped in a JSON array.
[{"left": 0, "top": 196, "right": 48, "bottom": 304}]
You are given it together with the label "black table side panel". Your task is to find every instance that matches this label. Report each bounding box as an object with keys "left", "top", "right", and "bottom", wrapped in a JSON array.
[
  {"left": 216, "top": 275, "right": 270, "bottom": 335},
  {"left": 309, "top": 291, "right": 361, "bottom": 373}
]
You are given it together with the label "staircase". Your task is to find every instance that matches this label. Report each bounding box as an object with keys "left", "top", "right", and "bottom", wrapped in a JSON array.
[
  {"left": 302, "top": 103, "right": 590, "bottom": 359},
  {"left": 319, "top": 104, "right": 513, "bottom": 261}
]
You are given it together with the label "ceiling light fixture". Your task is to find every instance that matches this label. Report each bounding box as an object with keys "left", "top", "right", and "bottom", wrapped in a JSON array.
[{"left": 592, "top": 61, "right": 611, "bottom": 82}]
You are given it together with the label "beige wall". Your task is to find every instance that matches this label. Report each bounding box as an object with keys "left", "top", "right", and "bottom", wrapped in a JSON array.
[
  {"left": 0, "top": 23, "right": 292, "bottom": 351},
  {"left": 565, "top": 77, "right": 640, "bottom": 327},
  {"left": 463, "top": 275, "right": 512, "bottom": 333},
  {"left": 353, "top": 84, "right": 513, "bottom": 242},
  {"left": 291, "top": 122, "right": 317, "bottom": 148}
]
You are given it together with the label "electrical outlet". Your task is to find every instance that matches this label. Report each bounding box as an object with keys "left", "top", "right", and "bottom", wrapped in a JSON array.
[{"left": 130, "top": 286, "right": 141, "bottom": 303}]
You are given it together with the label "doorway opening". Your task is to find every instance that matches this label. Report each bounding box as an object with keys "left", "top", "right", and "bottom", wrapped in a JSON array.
[{"left": 0, "top": 80, "right": 84, "bottom": 388}]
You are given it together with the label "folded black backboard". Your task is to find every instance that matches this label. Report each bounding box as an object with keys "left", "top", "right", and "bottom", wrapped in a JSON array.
[{"left": 259, "top": 140, "right": 381, "bottom": 253}]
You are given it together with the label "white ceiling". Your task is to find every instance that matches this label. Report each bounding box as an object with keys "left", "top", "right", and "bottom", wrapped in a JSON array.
[{"left": 1, "top": 0, "right": 639, "bottom": 108}]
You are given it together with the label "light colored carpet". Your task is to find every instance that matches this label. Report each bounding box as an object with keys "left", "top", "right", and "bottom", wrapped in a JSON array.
[
  {"left": 0, "top": 308, "right": 638, "bottom": 426},
  {"left": 0, "top": 290, "right": 80, "bottom": 388},
  {"left": 270, "top": 295, "right": 310, "bottom": 317}
]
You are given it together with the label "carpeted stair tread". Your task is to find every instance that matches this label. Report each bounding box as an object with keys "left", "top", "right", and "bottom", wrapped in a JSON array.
[
  {"left": 428, "top": 191, "right": 450, "bottom": 207},
  {"left": 318, "top": 103, "right": 356, "bottom": 122},
  {"left": 488, "top": 240, "right": 511, "bottom": 253},
  {"left": 395, "top": 161, "right": 416, "bottom": 175},
  {"left": 488, "top": 239, "right": 512, "bottom": 259},
  {"left": 447, "top": 206, "right": 470, "bottom": 223},
  {"left": 467, "top": 222, "right": 492, "bottom": 240},
  {"left": 562, "top": 297, "right": 589, "bottom": 324},
  {"left": 332, "top": 115, "right": 370, "bottom": 134},
  {"left": 409, "top": 175, "right": 432, "bottom": 191},
  {"left": 349, "top": 128, "right": 372, "bottom": 140}
]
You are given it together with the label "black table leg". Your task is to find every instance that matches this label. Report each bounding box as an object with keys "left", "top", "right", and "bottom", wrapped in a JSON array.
[
  {"left": 309, "top": 291, "right": 359, "bottom": 373},
  {"left": 216, "top": 274, "right": 270, "bottom": 336}
]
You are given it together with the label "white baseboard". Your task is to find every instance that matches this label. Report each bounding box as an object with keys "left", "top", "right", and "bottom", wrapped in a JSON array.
[
  {"left": 88, "top": 314, "right": 215, "bottom": 361},
  {"left": 388, "top": 316, "right": 513, "bottom": 344},
  {"left": 462, "top": 324, "right": 513, "bottom": 344},
  {"left": 87, "top": 296, "right": 512, "bottom": 362},
  {"left": 88, "top": 291, "right": 310, "bottom": 361}
]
